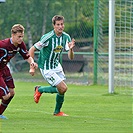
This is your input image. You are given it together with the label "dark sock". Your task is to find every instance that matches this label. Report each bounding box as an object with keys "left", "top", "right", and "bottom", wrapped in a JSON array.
[
  {"left": 38, "top": 86, "right": 58, "bottom": 93},
  {"left": 54, "top": 93, "right": 64, "bottom": 114},
  {"left": 0, "top": 96, "right": 14, "bottom": 115}
]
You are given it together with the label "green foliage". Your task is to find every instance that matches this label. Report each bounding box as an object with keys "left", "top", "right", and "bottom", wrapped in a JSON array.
[
  {"left": 65, "top": 18, "right": 93, "bottom": 39},
  {"left": 0, "top": 0, "right": 94, "bottom": 44},
  {"left": 1, "top": 82, "right": 132, "bottom": 133}
]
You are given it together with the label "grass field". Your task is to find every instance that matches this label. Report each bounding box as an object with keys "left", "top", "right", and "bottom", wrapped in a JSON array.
[{"left": 0, "top": 81, "right": 132, "bottom": 133}]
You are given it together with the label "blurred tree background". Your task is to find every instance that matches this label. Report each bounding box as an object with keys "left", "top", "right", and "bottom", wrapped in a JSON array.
[
  {"left": 0, "top": 0, "right": 94, "bottom": 84},
  {"left": 0, "top": 0, "right": 94, "bottom": 47}
]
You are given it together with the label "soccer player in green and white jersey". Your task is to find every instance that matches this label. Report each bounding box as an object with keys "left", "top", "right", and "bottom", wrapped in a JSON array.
[{"left": 29, "top": 15, "right": 75, "bottom": 116}]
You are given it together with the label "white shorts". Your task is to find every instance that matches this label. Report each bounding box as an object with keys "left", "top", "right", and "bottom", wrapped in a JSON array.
[{"left": 40, "top": 63, "right": 66, "bottom": 86}]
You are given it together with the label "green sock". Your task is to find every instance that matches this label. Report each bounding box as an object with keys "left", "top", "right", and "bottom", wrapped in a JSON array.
[
  {"left": 54, "top": 93, "right": 64, "bottom": 114},
  {"left": 38, "top": 86, "right": 58, "bottom": 93}
]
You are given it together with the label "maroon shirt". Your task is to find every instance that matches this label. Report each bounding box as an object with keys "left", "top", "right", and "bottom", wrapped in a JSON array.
[{"left": 0, "top": 38, "right": 30, "bottom": 69}]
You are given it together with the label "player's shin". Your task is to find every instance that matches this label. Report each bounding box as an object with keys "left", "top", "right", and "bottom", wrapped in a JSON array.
[
  {"left": 0, "top": 96, "right": 14, "bottom": 115},
  {"left": 54, "top": 93, "right": 64, "bottom": 114}
]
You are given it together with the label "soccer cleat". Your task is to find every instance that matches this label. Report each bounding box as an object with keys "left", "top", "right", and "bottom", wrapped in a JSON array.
[
  {"left": 0, "top": 115, "right": 8, "bottom": 119},
  {"left": 54, "top": 112, "right": 69, "bottom": 116},
  {"left": 34, "top": 86, "right": 42, "bottom": 103}
]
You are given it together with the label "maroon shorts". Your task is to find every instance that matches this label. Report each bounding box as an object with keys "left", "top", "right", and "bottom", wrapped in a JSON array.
[{"left": 0, "top": 66, "right": 15, "bottom": 98}]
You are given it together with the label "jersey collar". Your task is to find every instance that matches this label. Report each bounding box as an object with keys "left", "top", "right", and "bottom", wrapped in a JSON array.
[{"left": 10, "top": 38, "right": 13, "bottom": 44}]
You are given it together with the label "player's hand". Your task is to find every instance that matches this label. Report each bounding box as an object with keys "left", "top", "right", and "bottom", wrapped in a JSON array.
[
  {"left": 29, "top": 62, "right": 38, "bottom": 76},
  {"left": 29, "top": 68, "right": 35, "bottom": 76},
  {"left": 30, "top": 62, "right": 38, "bottom": 69},
  {"left": 68, "top": 38, "right": 75, "bottom": 49}
]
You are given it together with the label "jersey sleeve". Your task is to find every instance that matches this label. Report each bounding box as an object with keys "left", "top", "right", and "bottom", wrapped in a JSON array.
[
  {"left": 34, "top": 35, "right": 49, "bottom": 51},
  {"left": 65, "top": 35, "right": 71, "bottom": 51},
  {"left": 34, "top": 41, "right": 48, "bottom": 51}
]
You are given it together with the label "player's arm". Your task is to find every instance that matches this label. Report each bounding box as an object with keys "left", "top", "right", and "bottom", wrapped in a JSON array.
[
  {"left": 68, "top": 38, "right": 75, "bottom": 60},
  {"left": 18, "top": 43, "right": 37, "bottom": 76},
  {"left": 28, "top": 46, "right": 38, "bottom": 76},
  {"left": 26, "top": 56, "right": 37, "bottom": 69},
  {"left": 29, "top": 46, "right": 36, "bottom": 59}
]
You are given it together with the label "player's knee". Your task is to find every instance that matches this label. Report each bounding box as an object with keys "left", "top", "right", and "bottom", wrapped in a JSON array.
[
  {"left": 56, "top": 81, "right": 68, "bottom": 94},
  {"left": 2, "top": 92, "right": 15, "bottom": 100},
  {"left": 60, "top": 86, "right": 68, "bottom": 94},
  {"left": 10, "top": 92, "right": 15, "bottom": 97},
  {"left": 64, "top": 86, "right": 68, "bottom": 93},
  {"left": 2, "top": 93, "right": 11, "bottom": 100},
  {"left": 9, "top": 88, "right": 15, "bottom": 96}
]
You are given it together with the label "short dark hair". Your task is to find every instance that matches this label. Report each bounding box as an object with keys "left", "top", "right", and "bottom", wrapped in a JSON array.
[
  {"left": 11, "top": 24, "right": 25, "bottom": 34},
  {"left": 52, "top": 15, "right": 64, "bottom": 25}
]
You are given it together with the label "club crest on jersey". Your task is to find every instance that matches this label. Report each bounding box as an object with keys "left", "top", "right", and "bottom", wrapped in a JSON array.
[{"left": 54, "top": 45, "right": 63, "bottom": 53}]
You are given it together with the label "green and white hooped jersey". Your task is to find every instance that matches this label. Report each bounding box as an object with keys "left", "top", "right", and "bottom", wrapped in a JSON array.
[{"left": 34, "top": 30, "right": 71, "bottom": 70}]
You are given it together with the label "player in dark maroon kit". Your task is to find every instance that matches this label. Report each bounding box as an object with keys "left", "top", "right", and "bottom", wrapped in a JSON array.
[{"left": 0, "top": 24, "right": 37, "bottom": 119}]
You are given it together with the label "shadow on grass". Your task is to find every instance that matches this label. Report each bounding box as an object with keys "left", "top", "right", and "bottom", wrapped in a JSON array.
[{"left": 102, "top": 92, "right": 119, "bottom": 96}]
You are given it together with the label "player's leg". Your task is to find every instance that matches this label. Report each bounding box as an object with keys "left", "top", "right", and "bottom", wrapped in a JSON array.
[
  {"left": 35, "top": 80, "right": 67, "bottom": 101},
  {"left": 0, "top": 78, "right": 11, "bottom": 119},
  {"left": 45, "top": 65, "right": 68, "bottom": 116},
  {"left": 0, "top": 88, "right": 14, "bottom": 118},
  {"left": 34, "top": 69, "right": 59, "bottom": 103},
  {"left": 36, "top": 86, "right": 58, "bottom": 94},
  {"left": 48, "top": 66, "right": 68, "bottom": 116},
  {"left": 0, "top": 67, "right": 15, "bottom": 119},
  {"left": 53, "top": 81, "right": 68, "bottom": 116},
  {"left": 34, "top": 85, "right": 58, "bottom": 103}
]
